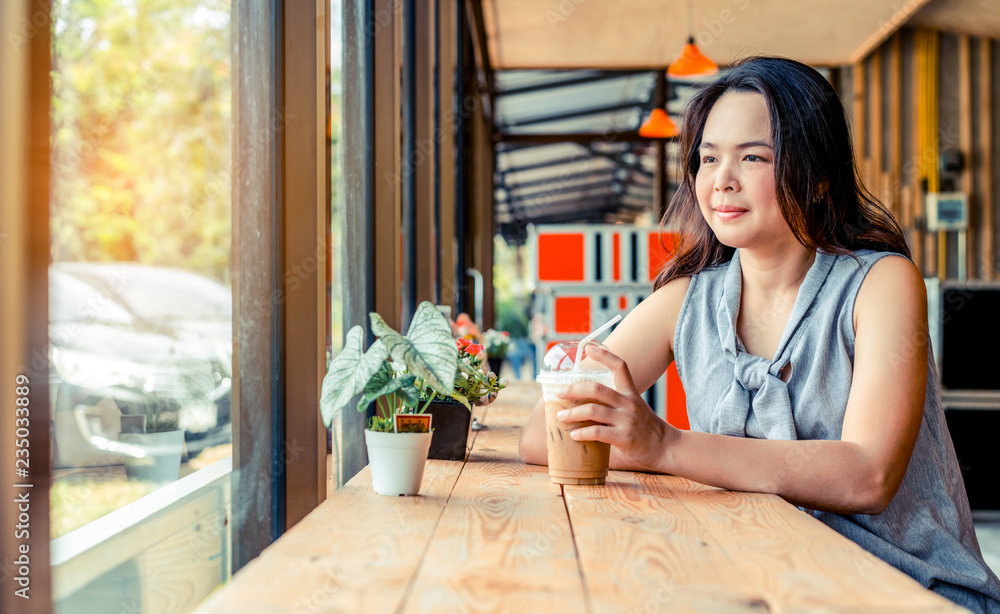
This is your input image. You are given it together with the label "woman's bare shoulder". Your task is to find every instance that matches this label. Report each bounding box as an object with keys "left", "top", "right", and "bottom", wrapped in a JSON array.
[
  {"left": 856, "top": 255, "right": 925, "bottom": 303},
  {"left": 853, "top": 255, "right": 926, "bottom": 329}
]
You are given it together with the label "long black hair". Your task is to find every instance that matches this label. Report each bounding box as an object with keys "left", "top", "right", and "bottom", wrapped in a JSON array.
[{"left": 654, "top": 56, "right": 909, "bottom": 290}]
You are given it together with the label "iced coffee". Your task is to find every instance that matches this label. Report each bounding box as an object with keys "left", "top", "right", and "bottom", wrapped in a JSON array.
[{"left": 537, "top": 342, "right": 615, "bottom": 485}]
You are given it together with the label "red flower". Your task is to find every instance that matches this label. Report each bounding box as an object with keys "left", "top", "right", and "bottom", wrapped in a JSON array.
[
  {"left": 456, "top": 338, "right": 471, "bottom": 350},
  {"left": 466, "top": 343, "right": 484, "bottom": 356}
]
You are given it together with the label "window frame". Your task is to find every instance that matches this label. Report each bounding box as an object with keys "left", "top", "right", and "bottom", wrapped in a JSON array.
[
  {"left": 231, "top": 0, "right": 330, "bottom": 569},
  {"left": 0, "top": 1, "right": 53, "bottom": 613}
]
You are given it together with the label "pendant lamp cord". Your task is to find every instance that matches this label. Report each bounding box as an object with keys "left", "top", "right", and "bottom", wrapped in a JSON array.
[{"left": 687, "top": 0, "right": 694, "bottom": 41}]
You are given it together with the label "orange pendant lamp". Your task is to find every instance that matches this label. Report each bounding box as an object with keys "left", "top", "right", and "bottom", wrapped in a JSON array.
[
  {"left": 667, "top": 36, "right": 719, "bottom": 79},
  {"left": 639, "top": 108, "right": 677, "bottom": 138},
  {"left": 667, "top": 0, "right": 719, "bottom": 79}
]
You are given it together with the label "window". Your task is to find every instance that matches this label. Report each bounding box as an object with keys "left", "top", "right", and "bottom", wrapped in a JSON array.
[{"left": 49, "top": 1, "right": 234, "bottom": 610}]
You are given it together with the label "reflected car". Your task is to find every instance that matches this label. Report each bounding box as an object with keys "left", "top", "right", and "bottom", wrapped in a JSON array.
[{"left": 49, "top": 262, "right": 233, "bottom": 466}]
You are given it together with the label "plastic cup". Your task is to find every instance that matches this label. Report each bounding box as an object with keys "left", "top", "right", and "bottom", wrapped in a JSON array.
[{"left": 536, "top": 341, "right": 615, "bottom": 485}]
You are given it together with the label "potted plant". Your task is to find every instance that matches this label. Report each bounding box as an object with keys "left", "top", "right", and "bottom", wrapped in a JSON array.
[
  {"left": 119, "top": 403, "right": 185, "bottom": 484},
  {"left": 320, "top": 301, "right": 459, "bottom": 495},
  {"left": 416, "top": 338, "right": 508, "bottom": 461},
  {"left": 482, "top": 328, "right": 511, "bottom": 377}
]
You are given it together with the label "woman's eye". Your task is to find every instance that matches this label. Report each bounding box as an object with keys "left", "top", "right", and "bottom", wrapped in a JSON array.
[
  {"left": 745, "top": 154, "right": 766, "bottom": 162},
  {"left": 701, "top": 155, "right": 717, "bottom": 164}
]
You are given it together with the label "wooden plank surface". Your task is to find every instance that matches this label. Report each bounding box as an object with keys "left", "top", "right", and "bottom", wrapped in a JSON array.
[
  {"left": 194, "top": 381, "right": 971, "bottom": 613},
  {"left": 567, "top": 472, "right": 770, "bottom": 613},
  {"left": 569, "top": 472, "right": 964, "bottom": 613},
  {"left": 193, "top": 460, "right": 466, "bottom": 613},
  {"left": 403, "top": 388, "right": 588, "bottom": 613},
  {"left": 668, "top": 487, "right": 965, "bottom": 612}
]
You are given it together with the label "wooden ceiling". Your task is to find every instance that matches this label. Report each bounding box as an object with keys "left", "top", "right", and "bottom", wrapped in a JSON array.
[
  {"left": 480, "top": 0, "right": 998, "bottom": 70},
  {"left": 908, "top": 0, "right": 1000, "bottom": 39}
]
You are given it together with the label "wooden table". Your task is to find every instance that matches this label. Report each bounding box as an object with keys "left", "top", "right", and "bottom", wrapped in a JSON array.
[{"left": 195, "top": 382, "right": 968, "bottom": 613}]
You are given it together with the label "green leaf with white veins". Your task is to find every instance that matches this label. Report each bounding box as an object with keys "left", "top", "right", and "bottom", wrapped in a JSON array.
[
  {"left": 357, "top": 364, "right": 419, "bottom": 412},
  {"left": 370, "top": 301, "right": 457, "bottom": 397},
  {"left": 320, "top": 327, "right": 388, "bottom": 427}
]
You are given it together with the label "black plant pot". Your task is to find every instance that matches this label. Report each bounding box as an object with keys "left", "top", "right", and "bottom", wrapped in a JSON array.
[
  {"left": 425, "top": 400, "right": 472, "bottom": 461},
  {"left": 489, "top": 357, "right": 505, "bottom": 377}
]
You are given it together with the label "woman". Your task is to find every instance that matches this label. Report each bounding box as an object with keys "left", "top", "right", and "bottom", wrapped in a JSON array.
[{"left": 518, "top": 57, "right": 1000, "bottom": 612}]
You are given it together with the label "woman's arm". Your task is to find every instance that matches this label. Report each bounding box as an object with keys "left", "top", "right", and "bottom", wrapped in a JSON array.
[
  {"left": 518, "top": 277, "right": 691, "bottom": 468},
  {"left": 559, "top": 256, "right": 928, "bottom": 515}
]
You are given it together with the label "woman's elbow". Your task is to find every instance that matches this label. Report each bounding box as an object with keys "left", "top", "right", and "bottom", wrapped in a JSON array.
[
  {"left": 518, "top": 428, "right": 548, "bottom": 466},
  {"left": 853, "top": 471, "right": 900, "bottom": 515}
]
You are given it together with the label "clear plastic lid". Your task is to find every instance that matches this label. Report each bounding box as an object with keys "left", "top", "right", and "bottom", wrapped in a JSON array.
[{"left": 536, "top": 341, "right": 615, "bottom": 388}]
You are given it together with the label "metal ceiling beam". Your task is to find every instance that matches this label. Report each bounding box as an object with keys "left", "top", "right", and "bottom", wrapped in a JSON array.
[
  {"left": 497, "top": 153, "right": 612, "bottom": 175},
  {"left": 499, "top": 192, "right": 616, "bottom": 214},
  {"left": 497, "top": 199, "right": 620, "bottom": 222},
  {"left": 498, "top": 101, "right": 641, "bottom": 128},
  {"left": 497, "top": 70, "right": 652, "bottom": 97},
  {"left": 499, "top": 194, "right": 615, "bottom": 215},
  {"left": 498, "top": 169, "right": 614, "bottom": 192},
  {"left": 586, "top": 148, "right": 654, "bottom": 179},
  {"left": 497, "top": 177, "right": 617, "bottom": 204},
  {"left": 505, "top": 209, "right": 617, "bottom": 226},
  {"left": 495, "top": 132, "right": 676, "bottom": 145}
]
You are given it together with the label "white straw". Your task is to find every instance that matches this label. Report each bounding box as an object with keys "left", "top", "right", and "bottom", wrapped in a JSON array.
[{"left": 573, "top": 314, "right": 622, "bottom": 371}]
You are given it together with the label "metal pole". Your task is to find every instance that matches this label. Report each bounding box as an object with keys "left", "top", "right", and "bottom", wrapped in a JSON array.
[{"left": 466, "top": 267, "right": 484, "bottom": 329}]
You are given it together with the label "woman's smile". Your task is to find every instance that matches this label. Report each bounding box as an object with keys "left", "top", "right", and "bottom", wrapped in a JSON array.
[{"left": 713, "top": 205, "right": 748, "bottom": 220}]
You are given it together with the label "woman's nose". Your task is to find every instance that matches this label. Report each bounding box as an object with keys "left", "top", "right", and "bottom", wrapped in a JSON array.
[
  {"left": 715, "top": 177, "right": 740, "bottom": 192},
  {"left": 714, "top": 170, "right": 739, "bottom": 192}
]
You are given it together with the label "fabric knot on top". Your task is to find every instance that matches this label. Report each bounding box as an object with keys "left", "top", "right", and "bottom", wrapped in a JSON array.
[
  {"left": 733, "top": 352, "right": 771, "bottom": 391},
  {"left": 708, "top": 249, "right": 835, "bottom": 441},
  {"left": 711, "top": 351, "right": 794, "bottom": 440}
]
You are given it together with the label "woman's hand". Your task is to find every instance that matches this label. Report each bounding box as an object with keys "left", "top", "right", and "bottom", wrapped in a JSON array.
[{"left": 556, "top": 345, "right": 679, "bottom": 473}]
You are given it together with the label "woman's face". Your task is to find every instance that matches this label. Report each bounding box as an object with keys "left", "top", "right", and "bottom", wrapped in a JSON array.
[{"left": 695, "top": 91, "right": 797, "bottom": 250}]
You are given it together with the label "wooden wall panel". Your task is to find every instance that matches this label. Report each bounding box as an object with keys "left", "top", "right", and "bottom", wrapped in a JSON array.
[
  {"left": 465, "top": 0, "right": 495, "bottom": 329},
  {"left": 414, "top": 0, "right": 438, "bottom": 306},
  {"left": 282, "top": 0, "right": 328, "bottom": 530},
  {"left": 0, "top": 2, "right": 53, "bottom": 612},
  {"left": 845, "top": 26, "right": 1000, "bottom": 280},
  {"left": 853, "top": 60, "right": 868, "bottom": 188},
  {"left": 373, "top": 0, "right": 403, "bottom": 331},
  {"left": 959, "top": 35, "right": 974, "bottom": 278},
  {"left": 912, "top": 29, "right": 926, "bottom": 271},
  {"left": 439, "top": 0, "right": 458, "bottom": 309},
  {"left": 872, "top": 48, "right": 884, "bottom": 197},
  {"left": 981, "top": 38, "right": 995, "bottom": 279},
  {"left": 890, "top": 34, "right": 903, "bottom": 222}
]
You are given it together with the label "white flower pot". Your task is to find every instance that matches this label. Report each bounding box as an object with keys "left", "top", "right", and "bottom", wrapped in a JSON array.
[{"left": 364, "top": 429, "right": 433, "bottom": 496}]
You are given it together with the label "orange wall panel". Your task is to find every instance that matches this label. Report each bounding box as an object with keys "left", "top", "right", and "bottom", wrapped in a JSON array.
[
  {"left": 538, "top": 234, "right": 586, "bottom": 282},
  {"left": 554, "top": 296, "right": 591, "bottom": 334},
  {"left": 648, "top": 232, "right": 679, "bottom": 281},
  {"left": 665, "top": 362, "right": 689, "bottom": 430}
]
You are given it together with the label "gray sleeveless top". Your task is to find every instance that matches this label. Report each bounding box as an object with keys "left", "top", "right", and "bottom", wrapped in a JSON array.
[{"left": 674, "top": 249, "right": 1000, "bottom": 612}]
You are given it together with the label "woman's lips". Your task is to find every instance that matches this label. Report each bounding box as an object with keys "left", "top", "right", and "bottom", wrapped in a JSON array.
[{"left": 714, "top": 205, "right": 747, "bottom": 220}]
